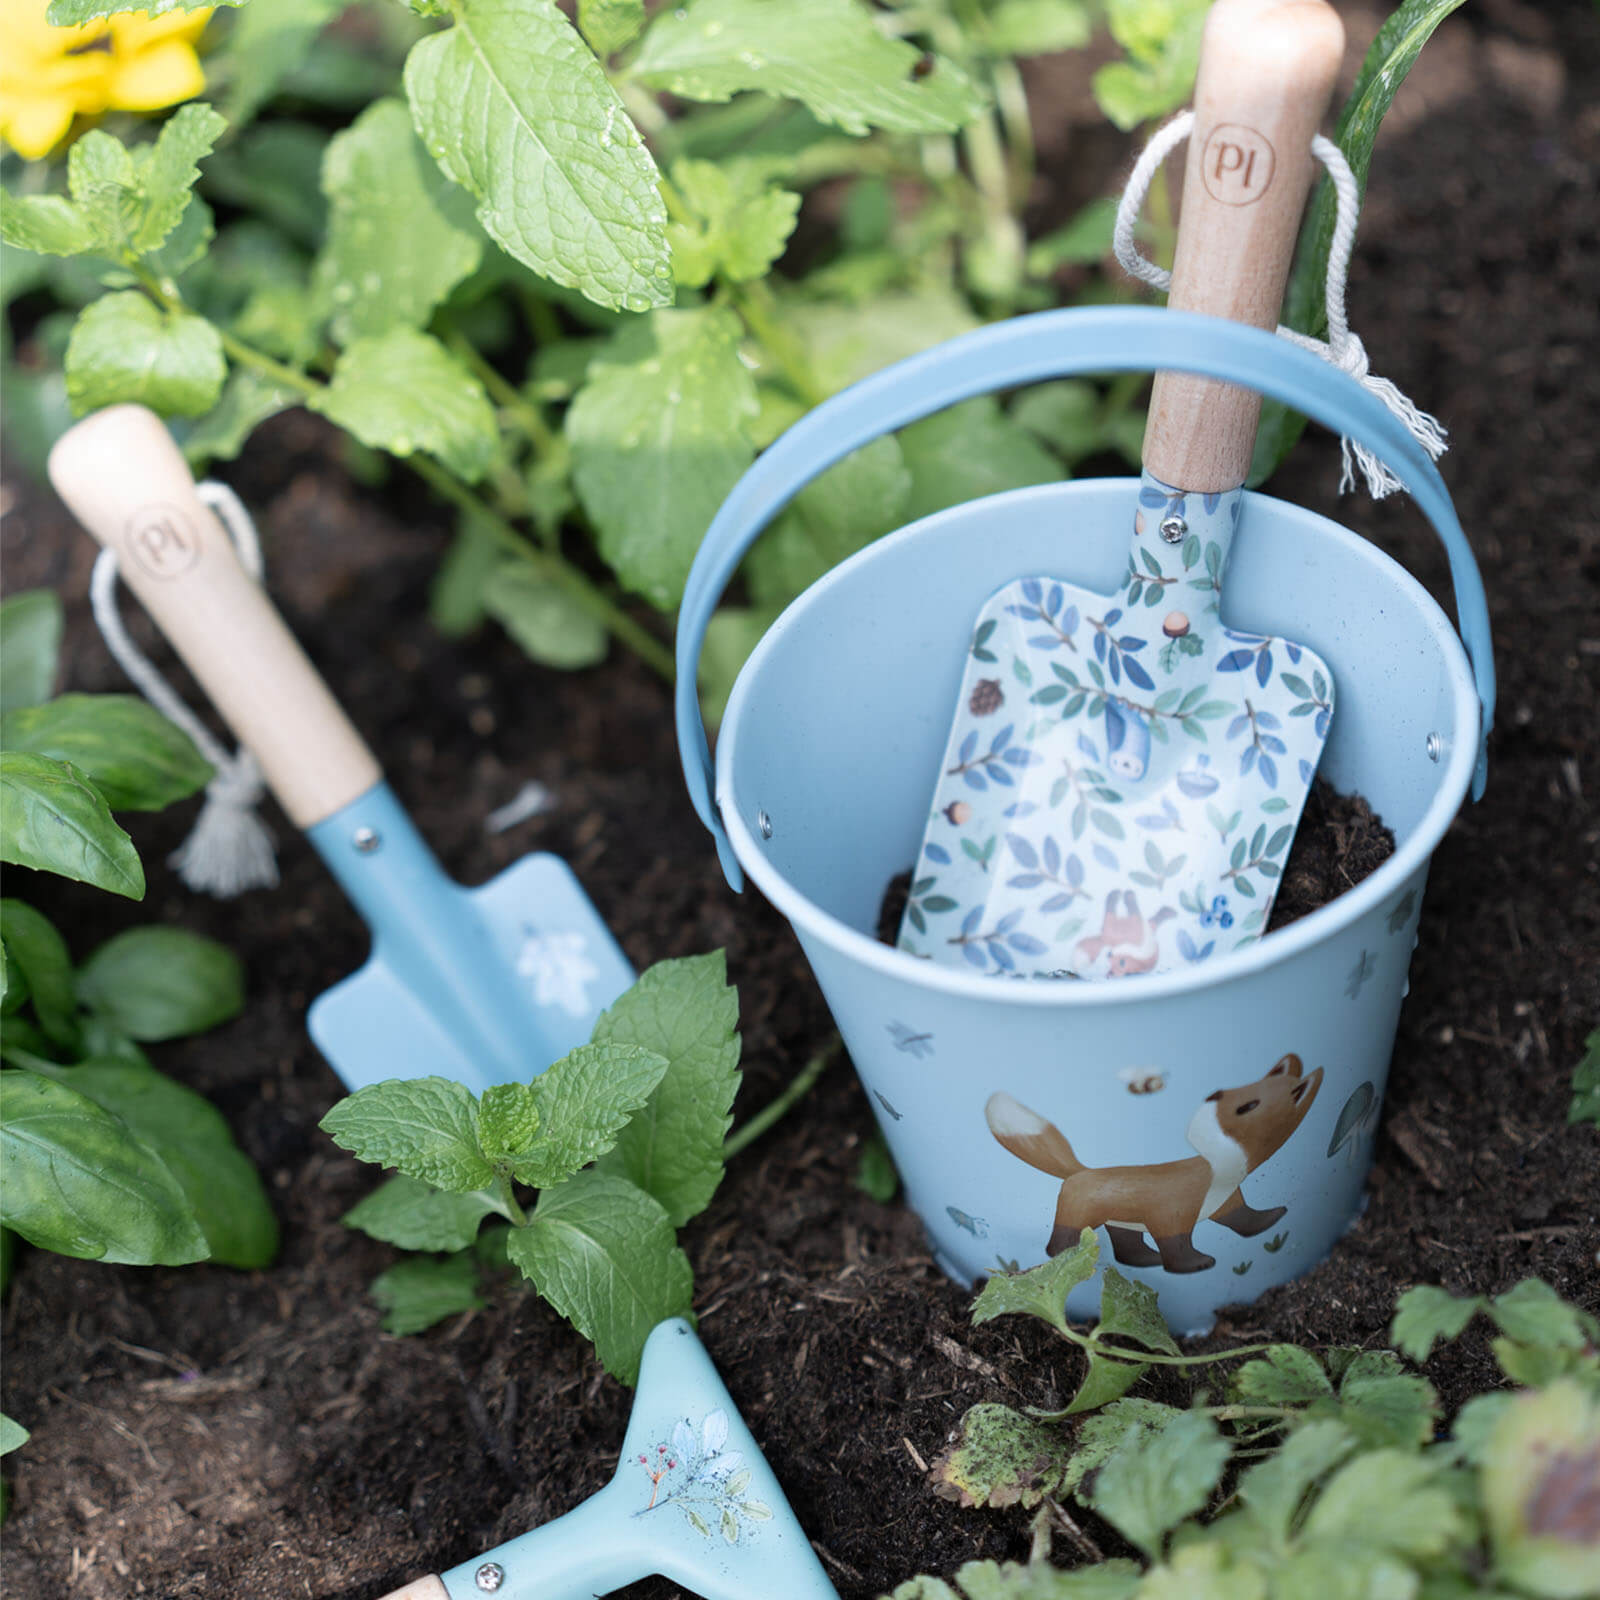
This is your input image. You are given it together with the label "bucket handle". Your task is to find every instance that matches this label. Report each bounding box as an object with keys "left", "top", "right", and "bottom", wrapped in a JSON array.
[{"left": 675, "top": 306, "right": 1494, "bottom": 887}]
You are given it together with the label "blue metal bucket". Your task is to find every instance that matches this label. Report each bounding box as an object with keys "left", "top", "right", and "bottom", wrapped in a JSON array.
[{"left": 676, "top": 309, "right": 1495, "bottom": 1335}]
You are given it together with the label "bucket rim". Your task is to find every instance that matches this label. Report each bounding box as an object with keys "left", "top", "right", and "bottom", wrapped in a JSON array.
[{"left": 716, "top": 479, "right": 1482, "bottom": 1006}]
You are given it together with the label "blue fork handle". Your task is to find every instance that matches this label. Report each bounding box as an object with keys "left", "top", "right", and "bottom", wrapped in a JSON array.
[{"left": 673, "top": 306, "right": 1495, "bottom": 884}]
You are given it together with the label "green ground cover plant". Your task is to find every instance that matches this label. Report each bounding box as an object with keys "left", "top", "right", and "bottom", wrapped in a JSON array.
[
  {"left": 889, "top": 1233, "right": 1600, "bottom": 1599},
  {"left": 3, "top": 0, "right": 1466, "bottom": 713},
  {"left": 0, "top": 587, "right": 278, "bottom": 1476}
]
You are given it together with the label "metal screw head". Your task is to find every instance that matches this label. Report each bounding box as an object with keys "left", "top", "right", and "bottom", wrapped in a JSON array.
[
  {"left": 1425, "top": 733, "right": 1442, "bottom": 763},
  {"left": 757, "top": 810, "right": 773, "bottom": 840},
  {"left": 1158, "top": 515, "right": 1187, "bottom": 545},
  {"left": 352, "top": 826, "right": 382, "bottom": 854},
  {"left": 475, "top": 1563, "right": 506, "bottom": 1592}
]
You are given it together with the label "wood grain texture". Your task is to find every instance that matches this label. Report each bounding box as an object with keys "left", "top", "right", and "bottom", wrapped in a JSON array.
[
  {"left": 48, "top": 404, "right": 381, "bottom": 829},
  {"left": 1143, "top": 0, "right": 1345, "bottom": 491},
  {"left": 372, "top": 1579, "right": 449, "bottom": 1600}
]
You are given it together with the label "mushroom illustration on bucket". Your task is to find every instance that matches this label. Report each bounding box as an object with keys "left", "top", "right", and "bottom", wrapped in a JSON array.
[{"left": 674, "top": 307, "right": 1495, "bottom": 1335}]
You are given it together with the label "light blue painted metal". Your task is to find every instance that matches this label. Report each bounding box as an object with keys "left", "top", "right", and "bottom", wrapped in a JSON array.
[
  {"left": 306, "top": 781, "right": 634, "bottom": 1093},
  {"left": 676, "top": 307, "right": 1495, "bottom": 888},
  {"left": 673, "top": 306, "right": 1494, "bottom": 1335},
  {"left": 437, "top": 1318, "right": 838, "bottom": 1600}
]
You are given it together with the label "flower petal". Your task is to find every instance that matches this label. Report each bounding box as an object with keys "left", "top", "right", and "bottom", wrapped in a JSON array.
[{"left": 106, "top": 38, "right": 204, "bottom": 112}]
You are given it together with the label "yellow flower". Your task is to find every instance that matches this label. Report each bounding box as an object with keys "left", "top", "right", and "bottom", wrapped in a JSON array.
[{"left": 0, "top": 1, "right": 211, "bottom": 161}]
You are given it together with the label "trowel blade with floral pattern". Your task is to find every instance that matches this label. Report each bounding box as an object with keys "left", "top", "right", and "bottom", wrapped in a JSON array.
[{"left": 897, "top": 472, "right": 1333, "bottom": 982}]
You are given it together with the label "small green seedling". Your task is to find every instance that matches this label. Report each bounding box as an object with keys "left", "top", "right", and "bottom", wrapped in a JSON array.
[
  {"left": 323, "top": 951, "right": 741, "bottom": 1384},
  {"left": 893, "top": 1237, "right": 1599, "bottom": 1599}
]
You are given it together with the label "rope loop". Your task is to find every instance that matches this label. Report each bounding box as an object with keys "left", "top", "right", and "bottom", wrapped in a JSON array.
[
  {"left": 1113, "top": 112, "right": 1448, "bottom": 498},
  {"left": 91, "top": 481, "right": 279, "bottom": 897}
]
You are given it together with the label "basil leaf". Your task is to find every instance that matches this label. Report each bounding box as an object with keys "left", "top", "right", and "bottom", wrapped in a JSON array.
[
  {"left": 0, "top": 751, "right": 144, "bottom": 898},
  {"left": 76, "top": 926, "right": 243, "bottom": 1041}
]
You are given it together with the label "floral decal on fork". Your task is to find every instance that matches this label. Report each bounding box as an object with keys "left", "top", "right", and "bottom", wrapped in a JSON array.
[{"left": 634, "top": 1408, "right": 774, "bottom": 1544}]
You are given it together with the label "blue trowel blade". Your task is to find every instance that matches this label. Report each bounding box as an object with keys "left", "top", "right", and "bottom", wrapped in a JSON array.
[{"left": 308, "top": 784, "right": 635, "bottom": 1094}]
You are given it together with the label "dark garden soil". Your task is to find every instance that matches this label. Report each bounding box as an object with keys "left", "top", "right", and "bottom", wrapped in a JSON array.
[{"left": 3, "top": 4, "right": 1598, "bottom": 1596}]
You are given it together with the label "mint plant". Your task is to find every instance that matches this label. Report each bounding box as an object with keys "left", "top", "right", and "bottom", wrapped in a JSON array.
[
  {"left": 3, "top": 1, "right": 1460, "bottom": 704},
  {"left": 890, "top": 1232, "right": 1599, "bottom": 1599},
  {"left": 322, "top": 951, "right": 741, "bottom": 1383}
]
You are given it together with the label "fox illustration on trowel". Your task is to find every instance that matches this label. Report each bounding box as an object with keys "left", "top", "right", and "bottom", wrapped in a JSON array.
[{"left": 986, "top": 1054, "right": 1323, "bottom": 1273}]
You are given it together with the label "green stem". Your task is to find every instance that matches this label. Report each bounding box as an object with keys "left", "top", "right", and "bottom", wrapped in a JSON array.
[
  {"left": 496, "top": 1174, "right": 530, "bottom": 1228},
  {"left": 724, "top": 1035, "right": 842, "bottom": 1160},
  {"left": 1067, "top": 1330, "right": 1280, "bottom": 1368},
  {"left": 409, "top": 456, "right": 677, "bottom": 682},
  {"left": 446, "top": 328, "right": 557, "bottom": 454},
  {"left": 727, "top": 277, "right": 828, "bottom": 408}
]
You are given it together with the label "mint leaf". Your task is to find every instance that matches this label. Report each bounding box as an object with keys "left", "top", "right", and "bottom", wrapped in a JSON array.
[
  {"left": 0, "top": 1067, "right": 208, "bottom": 1265},
  {"left": 221, "top": 0, "right": 344, "bottom": 129},
  {"left": 404, "top": 0, "right": 671, "bottom": 313},
  {"left": 477, "top": 1081, "right": 542, "bottom": 1164},
  {"left": 0, "top": 592, "right": 62, "bottom": 714},
  {"left": 315, "top": 98, "right": 483, "bottom": 344},
  {"left": 0, "top": 1413, "right": 28, "bottom": 1457},
  {"left": 133, "top": 103, "right": 227, "bottom": 257},
  {"left": 666, "top": 157, "right": 799, "bottom": 288},
  {"left": 898, "top": 397, "right": 1063, "bottom": 523},
  {"left": 482, "top": 565, "right": 608, "bottom": 670},
  {"left": 1302, "top": 1450, "right": 1464, "bottom": 1560},
  {"left": 982, "top": 0, "right": 1093, "bottom": 59},
  {"left": 1229, "top": 1345, "right": 1334, "bottom": 1408},
  {"left": 593, "top": 952, "right": 740, "bottom": 1227},
  {"left": 370, "top": 1252, "right": 485, "bottom": 1335},
  {"left": 343, "top": 1174, "right": 499, "bottom": 1253},
  {"left": 1091, "top": 0, "right": 1206, "bottom": 131},
  {"left": 746, "top": 437, "right": 911, "bottom": 607},
  {"left": 47, "top": 0, "right": 232, "bottom": 20},
  {"left": 0, "top": 694, "right": 211, "bottom": 812},
  {"left": 929, "top": 1402, "right": 1074, "bottom": 1509},
  {"left": 0, "top": 194, "right": 98, "bottom": 258},
  {"left": 1488, "top": 1278, "right": 1599, "bottom": 1352},
  {"left": 180, "top": 370, "right": 300, "bottom": 468},
  {"left": 40, "top": 1057, "right": 277, "bottom": 1269},
  {"left": 430, "top": 514, "right": 500, "bottom": 638},
  {"left": 788, "top": 289, "right": 978, "bottom": 393},
  {"left": 1135, "top": 1544, "right": 1268, "bottom": 1600},
  {"left": 310, "top": 328, "right": 498, "bottom": 482},
  {"left": 66, "top": 294, "right": 226, "bottom": 418},
  {"left": 567, "top": 306, "right": 757, "bottom": 609},
  {"left": 632, "top": 0, "right": 987, "bottom": 136},
  {"left": 1391, "top": 1284, "right": 1485, "bottom": 1363},
  {"left": 514, "top": 1041, "right": 670, "bottom": 1191},
  {"left": 1570, "top": 1030, "right": 1600, "bottom": 1129},
  {"left": 0, "top": 750, "right": 144, "bottom": 898},
  {"left": 76, "top": 926, "right": 243, "bottom": 1041},
  {"left": 972, "top": 1227, "right": 1098, "bottom": 1334},
  {"left": 0, "top": 900, "right": 78, "bottom": 1049},
  {"left": 1236, "top": 1418, "right": 1357, "bottom": 1547},
  {"left": 1090, "top": 1408, "right": 1231, "bottom": 1560},
  {"left": 320, "top": 1077, "right": 494, "bottom": 1192},
  {"left": 509, "top": 1169, "right": 694, "bottom": 1384},
  {"left": 577, "top": 0, "right": 645, "bottom": 57}
]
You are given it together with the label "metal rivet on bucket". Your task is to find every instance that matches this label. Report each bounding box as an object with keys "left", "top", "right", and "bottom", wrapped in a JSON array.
[
  {"left": 352, "top": 825, "right": 381, "bottom": 854},
  {"left": 474, "top": 1562, "right": 505, "bottom": 1592},
  {"left": 1426, "top": 733, "right": 1442, "bottom": 762},
  {"left": 1159, "top": 514, "right": 1187, "bottom": 543},
  {"left": 758, "top": 810, "right": 773, "bottom": 839}
]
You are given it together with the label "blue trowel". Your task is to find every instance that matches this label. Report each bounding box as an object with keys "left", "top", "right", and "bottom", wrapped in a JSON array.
[
  {"left": 49, "top": 404, "right": 634, "bottom": 1093},
  {"left": 373, "top": 1319, "right": 839, "bottom": 1600}
]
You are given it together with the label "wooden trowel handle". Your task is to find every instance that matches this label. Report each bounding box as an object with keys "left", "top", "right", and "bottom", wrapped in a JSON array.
[
  {"left": 48, "top": 404, "right": 382, "bottom": 830},
  {"left": 374, "top": 1579, "right": 448, "bottom": 1600},
  {"left": 1142, "top": 0, "right": 1345, "bottom": 492}
]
